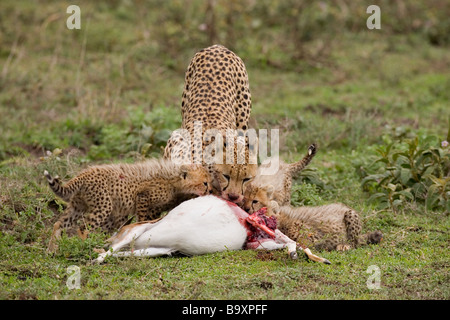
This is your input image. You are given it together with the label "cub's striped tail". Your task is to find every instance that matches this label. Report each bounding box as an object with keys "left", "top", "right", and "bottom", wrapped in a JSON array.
[
  {"left": 44, "top": 170, "right": 80, "bottom": 201},
  {"left": 288, "top": 143, "right": 318, "bottom": 176}
]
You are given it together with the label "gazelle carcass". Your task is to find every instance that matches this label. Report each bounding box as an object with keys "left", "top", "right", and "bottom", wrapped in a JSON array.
[{"left": 95, "top": 195, "right": 330, "bottom": 264}]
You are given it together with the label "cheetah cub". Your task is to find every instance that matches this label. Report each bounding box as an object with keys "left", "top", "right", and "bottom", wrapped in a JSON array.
[
  {"left": 243, "top": 143, "right": 317, "bottom": 216},
  {"left": 277, "top": 204, "right": 383, "bottom": 251},
  {"left": 45, "top": 159, "right": 212, "bottom": 252},
  {"left": 243, "top": 184, "right": 382, "bottom": 251}
]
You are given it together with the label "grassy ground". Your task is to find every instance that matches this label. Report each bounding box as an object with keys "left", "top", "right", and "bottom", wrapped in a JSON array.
[{"left": 0, "top": 1, "right": 449, "bottom": 300}]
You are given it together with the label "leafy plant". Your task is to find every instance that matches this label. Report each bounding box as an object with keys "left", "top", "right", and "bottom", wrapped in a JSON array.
[{"left": 358, "top": 126, "right": 449, "bottom": 213}]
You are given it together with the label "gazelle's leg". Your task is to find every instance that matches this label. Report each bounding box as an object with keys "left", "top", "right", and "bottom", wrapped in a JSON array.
[
  {"left": 297, "top": 244, "right": 331, "bottom": 265},
  {"left": 273, "top": 229, "right": 299, "bottom": 259},
  {"left": 247, "top": 234, "right": 297, "bottom": 259},
  {"left": 95, "top": 222, "right": 154, "bottom": 263},
  {"left": 248, "top": 240, "right": 288, "bottom": 251},
  {"left": 111, "top": 247, "right": 175, "bottom": 258},
  {"left": 271, "top": 229, "right": 331, "bottom": 264}
]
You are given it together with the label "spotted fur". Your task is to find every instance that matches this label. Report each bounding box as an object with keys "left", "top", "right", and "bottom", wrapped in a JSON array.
[
  {"left": 45, "top": 159, "right": 212, "bottom": 252},
  {"left": 242, "top": 187, "right": 383, "bottom": 252},
  {"left": 243, "top": 143, "right": 317, "bottom": 214},
  {"left": 164, "top": 45, "right": 257, "bottom": 204},
  {"left": 277, "top": 204, "right": 383, "bottom": 251}
]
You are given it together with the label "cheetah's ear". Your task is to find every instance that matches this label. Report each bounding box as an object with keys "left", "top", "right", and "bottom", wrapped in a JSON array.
[{"left": 265, "top": 185, "right": 274, "bottom": 198}]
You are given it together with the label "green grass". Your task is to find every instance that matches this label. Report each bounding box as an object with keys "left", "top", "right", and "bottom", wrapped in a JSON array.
[
  {"left": 1, "top": 215, "right": 448, "bottom": 300},
  {"left": 0, "top": 1, "right": 449, "bottom": 300}
]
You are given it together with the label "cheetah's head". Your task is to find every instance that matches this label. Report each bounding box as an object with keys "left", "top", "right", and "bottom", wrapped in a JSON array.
[
  {"left": 242, "top": 184, "right": 274, "bottom": 214},
  {"left": 212, "top": 134, "right": 258, "bottom": 204},
  {"left": 213, "top": 162, "right": 257, "bottom": 204},
  {"left": 179, "top": 164, "right": 213, "bottom": 197}
]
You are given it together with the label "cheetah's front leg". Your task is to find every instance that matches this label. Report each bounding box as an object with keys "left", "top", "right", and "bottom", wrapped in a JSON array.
[{"left": 136, "top": 183, "right": 172, "bottom": 221}]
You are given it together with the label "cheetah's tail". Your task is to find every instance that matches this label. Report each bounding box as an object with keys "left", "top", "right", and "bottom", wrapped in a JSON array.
[
  {"left": 307, "top": 143, "right": 318, "bottom": 157},
  {"left": 288, "top": 142, "right": 318, "bottom": 176},
  {"left": 44, "top": 170, "right": 75, "bottom": 201}
]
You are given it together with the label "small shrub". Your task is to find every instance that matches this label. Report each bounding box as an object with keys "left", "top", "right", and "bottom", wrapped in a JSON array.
[{"left": 357, "top": 126, "right": 449, "bottom": 213}]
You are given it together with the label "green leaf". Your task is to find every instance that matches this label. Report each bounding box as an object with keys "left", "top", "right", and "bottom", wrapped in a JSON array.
[
  {"left": 392, "top": 199, "right": 403, "bottom": 208},
  {"left": 361, "top": 174, "right": 382, "bottom": 186},
  {"left": 400, "top": 163, "right": 411, "bottom": 169},
  {"left": 392, "top": 152, "right": 407, "bottom": 162},
  {"left": 400, "top": 168, "right": 412, "bottom": 186},
  {"left": 425, "top": 174, "right": 447, "bottom": 187},
  {"left": 374, "top": 157, "right": 389, "bottom": 165},
  {"left": 425, "top": 187, "right": 440, "bottom": 210},
  {"left": 395, "top": 189, "right": 415, "bottom": 201},
  {"left": 422, "top": 134, "right": 439, "bottom": 146},
  {"left": 386, "top": 183, "right": 397, "bottom": 191},
  {"left": 377, "top": 201, "right": 391, "bottom": 210},
  {"left": 368, "top": 192, "right": 388, "bottom": 202}
]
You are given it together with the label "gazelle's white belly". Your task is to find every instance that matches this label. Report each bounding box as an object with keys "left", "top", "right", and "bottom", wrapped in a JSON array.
[{"left": 134, "top": 195, "right": 248, "bottom": 255}]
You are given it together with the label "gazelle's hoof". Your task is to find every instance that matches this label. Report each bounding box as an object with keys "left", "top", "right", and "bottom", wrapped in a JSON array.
[
  {"left": 289, "top": 251, "right": 298, "bottom": 260},
  {"left": 94, "top": 256, "right": 105, "bottom": 264}
]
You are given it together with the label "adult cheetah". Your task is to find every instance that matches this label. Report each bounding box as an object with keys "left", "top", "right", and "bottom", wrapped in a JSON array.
[{"left": 164, "top": 45, "right": 257, "bottom": 204}]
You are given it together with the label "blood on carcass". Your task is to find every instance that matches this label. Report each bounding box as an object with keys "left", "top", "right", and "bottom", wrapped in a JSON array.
[
  {"left": 221, "top": 198, "right": 277, "bottom": 242},
  {"left": 245, "top": 207, "right": 277, "bottom": 242}
]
